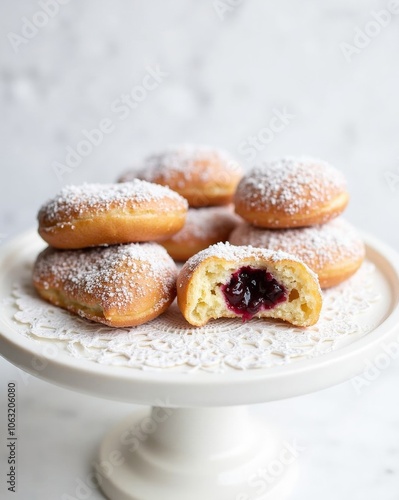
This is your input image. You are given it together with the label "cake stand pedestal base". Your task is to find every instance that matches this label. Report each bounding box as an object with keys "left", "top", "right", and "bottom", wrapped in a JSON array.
[{"left": 99, "top": 406, "right": 298, "bottom": 500}]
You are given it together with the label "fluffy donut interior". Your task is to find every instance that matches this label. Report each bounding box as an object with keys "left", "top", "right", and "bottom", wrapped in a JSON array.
[{"left": 184, "top": 258, "right": 321, "bottom": 327}]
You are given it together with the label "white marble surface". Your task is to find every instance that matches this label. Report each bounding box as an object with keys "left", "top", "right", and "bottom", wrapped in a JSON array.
[{"left": 0, "top": 0, "right": 399, "bottom": 498}]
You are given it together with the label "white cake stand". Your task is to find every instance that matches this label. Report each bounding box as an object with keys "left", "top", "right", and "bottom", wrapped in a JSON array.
[{"left": 0, "top": 231, "right": 399, "bottom": 500}]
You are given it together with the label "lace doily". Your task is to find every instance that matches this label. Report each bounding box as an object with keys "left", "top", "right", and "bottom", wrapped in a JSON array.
[{"left": 9, "top": 262, "right": 381, "bottom": 373}]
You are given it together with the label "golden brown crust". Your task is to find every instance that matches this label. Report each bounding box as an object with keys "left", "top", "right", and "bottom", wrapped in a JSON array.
[
  {"left": 148, "top": 170, "right": 240, "bottom": 208},
  {"left": 161, "top": 239, "right": 216, "bottom": 262},
  {"left": 160, "top": 206, "right": 241, "bottom": 261},
  {"left": 234, "top": 157, "right": 349, "bottom": 228},
  {"left": 39, "top": 211, "right": 187, "bottom": 249},
  {"left": 33, "top": 244, "right": 178, "bottom": 328},
  {"left": 37, "top": 181, "right": 188, "bottom": 249},
  {"left": 317, "top": 257, "right": 364, "bottom": 288},
  {"left": 177, "top": 243, "right": 323, "bottom": 328},
  {"left": 120, "top": 145, "right": 243, "bottom": 207},
  {"left": 235, "top": 192, "right": 349, "bottom": 228},
  {"left": 229, "top": 218, "right": 365, "bottom": 288}
]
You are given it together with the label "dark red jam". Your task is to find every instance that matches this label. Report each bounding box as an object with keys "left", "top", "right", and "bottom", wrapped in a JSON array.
[{"left": 221, "top": 266, "right": 287, "bottom": 321}]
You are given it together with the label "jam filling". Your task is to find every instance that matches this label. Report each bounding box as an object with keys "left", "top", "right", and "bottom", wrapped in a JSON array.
[{"left": 221, "top": 266, "right": 287, "bottom": 321}]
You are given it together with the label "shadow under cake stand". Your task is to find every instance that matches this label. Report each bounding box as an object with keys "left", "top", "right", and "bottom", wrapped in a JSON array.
[{"left": 0, "top": 230, "right": 398, "bottom": 500}]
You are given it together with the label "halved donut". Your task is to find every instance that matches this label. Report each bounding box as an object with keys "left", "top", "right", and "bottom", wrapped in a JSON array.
[{"left": 177, "top": 242, "right": 322, "bottom": 327}]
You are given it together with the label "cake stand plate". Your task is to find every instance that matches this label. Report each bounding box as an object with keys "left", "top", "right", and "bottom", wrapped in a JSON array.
[{"left": 0, "top": 230, "right": 398, "bottom": 500}]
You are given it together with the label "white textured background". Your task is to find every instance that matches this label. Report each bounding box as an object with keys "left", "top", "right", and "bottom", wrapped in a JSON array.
[{"left": 1, "top": 1, "right": 399, "bottom": 499}]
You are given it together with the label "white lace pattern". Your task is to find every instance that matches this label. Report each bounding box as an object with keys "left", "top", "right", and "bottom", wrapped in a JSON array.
[{"left": 10, "top": 263, "right": 381, "bottom": 373}]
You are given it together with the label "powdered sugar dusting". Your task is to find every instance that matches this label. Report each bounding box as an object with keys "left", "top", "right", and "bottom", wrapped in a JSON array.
[
  {"left": 12, "top": 259, "right": 382, "bottom": 372},
  {"left": 230, "top": 218, "right": 365, "bottom": 268},
  {"left": 120, "top": 144, "right": 242, "bottom": 185},
  {"left": 236, "top": 157, "right": 347, "bottom": 215},
  {"left": 184, "top": 241, "right": 314, "bottom": 278},
  {"left": 38, "top": 180, "right": 188, "bottom": 225},
  {"left": 33, "top": 243, "right": 177, "bottom": 313}
]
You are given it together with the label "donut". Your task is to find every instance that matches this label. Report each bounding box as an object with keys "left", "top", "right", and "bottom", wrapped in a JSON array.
[
  {"left": 38, "top": 180, "right": 188, "bottom": 249},
  {"left": 160, "top": 206, "right": 241, "bottom": 261},
  {"left": 177, "top": 242, "right": 322, "bottom": 327},
  {"left": 33, "top": 243, "right": 177, "bottom": 327},
  {"left": 119, "top": 144, "right": 243, "bottom": 207},
  {"left": 234, "top": 157, "right": 349, "bottom": 228},
  {"left": 229, "top": 218, "right": 365, "bottom": 288}
]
